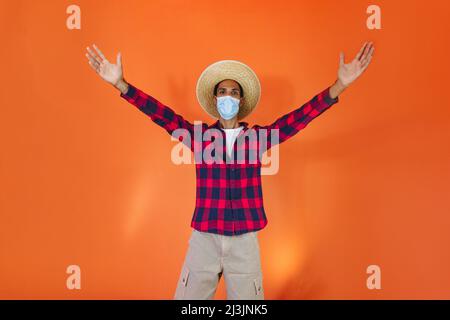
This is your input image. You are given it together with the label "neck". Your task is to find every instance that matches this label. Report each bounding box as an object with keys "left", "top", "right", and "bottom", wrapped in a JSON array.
[{"left": 219, "top": 117, "right": 239, "bottom": 129}]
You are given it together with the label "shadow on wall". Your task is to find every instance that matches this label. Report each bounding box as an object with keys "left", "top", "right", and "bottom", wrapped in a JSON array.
[{"left": 274, "top": 254, "right": 328, "bottom": 299}]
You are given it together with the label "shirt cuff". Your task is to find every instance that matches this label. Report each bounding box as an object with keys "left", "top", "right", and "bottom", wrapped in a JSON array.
[
  {"left": 119, "top": 82, "right": 135, "bottom": 99},
  {"left": 324, "top": 86, "right": 339, "bottom": 105}
]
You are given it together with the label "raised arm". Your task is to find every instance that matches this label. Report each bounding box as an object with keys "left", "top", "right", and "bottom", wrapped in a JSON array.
[
  {"left": 118, "top": 80, "right": 195, "bottom": 140},
  {"left": 257, "top": 40, "right": 375, "bottom": 151},
  {"left": 85, "top": 44, "right": 195, "bottom": 150},
  {"left": 255, "top": 84, "right": 339, "bottom": 152}
]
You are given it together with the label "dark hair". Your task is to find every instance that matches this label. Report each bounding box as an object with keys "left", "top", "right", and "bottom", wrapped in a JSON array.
[{"left": 213, "top": 80, "right": 244, "bottom": 98}]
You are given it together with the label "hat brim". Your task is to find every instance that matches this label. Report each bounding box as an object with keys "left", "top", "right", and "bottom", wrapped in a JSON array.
[{"left": 196, "top": 60, "right": 261, "bottom": 120}]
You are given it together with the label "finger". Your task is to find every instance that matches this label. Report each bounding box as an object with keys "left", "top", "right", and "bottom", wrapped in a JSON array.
[
  {"left": 360, "top": 60, "right": 370, "bottom": 74},
  {"left": 361, "top": 52, "right": 373, "bottom": 71},
  {"left": 360, "top": 42, "right": 373, "bottom": 62},
  {"left": 116, "top": 52, "right": 122, "bottom": 67},
  {"left": 93, "top": 44, "right": 108, "bottom": 62},
  {"left": 355, "top": 41, "right": 368, "bottom": 61},
  {"left": 360, "top": 46, "right": 374, "bottom": 67},
  {"left": 85, "top": 53, "right": 101, "bottom": 69},
  {"left": 85, "top": 52, "right": 99, "bottom": 65},
  {"left": 339, "top": 52, "right": 345, "bottom": 66},
  {"left": 89, "top": 61, "right": 99, "bottom": 73},
  {"left": 86, "top": 46, "right": 102, "bottom": 65},
  {"left": 87, "top": 47, "right": 103, "bottom": 65},
  {"left": 87, "top": 60, "right": 100, "bottom": 73}
]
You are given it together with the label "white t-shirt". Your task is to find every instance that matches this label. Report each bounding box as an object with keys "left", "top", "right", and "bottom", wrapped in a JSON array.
[{"left": 223, "top": 126, "right": 244, "bottom": 157}]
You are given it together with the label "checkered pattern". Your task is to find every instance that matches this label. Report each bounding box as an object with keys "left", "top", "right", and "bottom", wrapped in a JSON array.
[{"left": 120, "top": 82, "right": 339, "bottom": 235}]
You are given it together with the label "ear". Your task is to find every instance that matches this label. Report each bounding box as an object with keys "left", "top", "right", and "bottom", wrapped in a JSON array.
[{"left": 239, "top": 96, "right": 245, "bottom": 107}]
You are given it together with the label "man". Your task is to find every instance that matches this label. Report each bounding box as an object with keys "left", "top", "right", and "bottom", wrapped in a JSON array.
[{"left": 85, "top": 41, "right": 375, "bottom": 299}]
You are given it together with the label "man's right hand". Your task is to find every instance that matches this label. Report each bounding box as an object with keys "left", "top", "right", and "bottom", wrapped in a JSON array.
[{"left": 85, "top": 44, "right": 128, "bottom": 94}]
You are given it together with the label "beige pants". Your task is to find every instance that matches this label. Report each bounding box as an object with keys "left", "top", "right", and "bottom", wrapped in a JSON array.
[{"left": 174, "top": 229, "right": 264, "bottom": 300}]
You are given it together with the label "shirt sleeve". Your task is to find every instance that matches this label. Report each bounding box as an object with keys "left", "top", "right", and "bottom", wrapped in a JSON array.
[
  {"left": 120, "top": 82, "right": 195, "bottom": 151},
  {"left": 255, "top": 85, "right": 339, "bottom": 152}
]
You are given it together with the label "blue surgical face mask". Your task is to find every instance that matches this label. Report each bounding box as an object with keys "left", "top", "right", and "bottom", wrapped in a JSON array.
[{"left": 217, "top": 95, "right": 240, "bottom": 120}]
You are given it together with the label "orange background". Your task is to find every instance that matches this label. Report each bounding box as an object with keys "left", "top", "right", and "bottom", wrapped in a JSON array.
[{"left": 1, "top": 0, "right": 450, "bottom": 299}]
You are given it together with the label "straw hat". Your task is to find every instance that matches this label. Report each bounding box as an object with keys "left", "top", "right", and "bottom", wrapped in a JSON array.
[{"left": 196, "top": 60, "right": 261, "bottom": 120}]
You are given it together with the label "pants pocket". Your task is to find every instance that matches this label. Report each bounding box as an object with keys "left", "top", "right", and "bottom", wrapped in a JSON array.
[
  {"left": 253, "top": 275, "right": 264, "bottom": 299},
  {"left": 174, "top": 265, "right": 190, "bottom": 300}
]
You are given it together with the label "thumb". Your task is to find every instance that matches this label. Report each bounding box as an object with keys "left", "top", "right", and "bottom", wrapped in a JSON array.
[
  {"left": 117, "top": 52, "right": 122, "bottom": 67},
  {"left": 339, "top": 51, "right": 344, "bottom": 66}
]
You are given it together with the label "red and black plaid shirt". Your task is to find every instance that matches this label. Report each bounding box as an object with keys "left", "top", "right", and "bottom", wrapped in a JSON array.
[{"left": 120, "top": 82, "right": 339, "bottom": 236}]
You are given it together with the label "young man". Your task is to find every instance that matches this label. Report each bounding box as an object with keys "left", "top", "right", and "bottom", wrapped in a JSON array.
[{"left": 85, "top": 42, "right": 375, "bottom": 299}]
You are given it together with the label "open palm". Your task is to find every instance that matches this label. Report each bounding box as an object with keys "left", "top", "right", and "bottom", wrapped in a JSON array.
[
  {"left": 85, "top": 44, "right": 123, "bottom": 86},
  {"left": 338, "top": 41, "right": 375, "bottom": 87}
]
